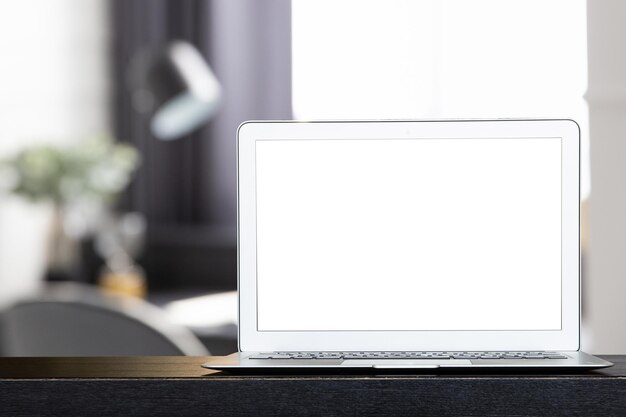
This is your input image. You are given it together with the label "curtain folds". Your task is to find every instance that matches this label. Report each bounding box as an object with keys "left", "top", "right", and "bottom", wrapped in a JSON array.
[{"left": 110, "top": 0, "right": 292, "bottom": 289}]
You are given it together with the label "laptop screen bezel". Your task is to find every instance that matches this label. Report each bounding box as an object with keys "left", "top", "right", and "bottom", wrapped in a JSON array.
[{"left": 237, "top": 119, "right": 580, "bottom": 352}]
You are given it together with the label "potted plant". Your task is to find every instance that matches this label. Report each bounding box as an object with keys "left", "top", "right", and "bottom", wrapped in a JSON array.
[{"left": 0, "top": 135, "right": 138, "bottom": 302}]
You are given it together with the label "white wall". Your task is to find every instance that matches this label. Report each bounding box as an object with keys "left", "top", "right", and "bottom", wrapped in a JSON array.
[
  {"left": 585, "top": 0, "right": 626, "bottom": 354},
  {"left": 0, "top": 0, "right": 110, "bottom": 303},
  {"left": 0, "top": 0, "right": 110, "bottom": 153}
]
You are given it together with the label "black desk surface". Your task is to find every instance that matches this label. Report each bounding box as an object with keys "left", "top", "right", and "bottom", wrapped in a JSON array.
[{"left": 1, "top": 355, "right": 624, "bottom": 416}]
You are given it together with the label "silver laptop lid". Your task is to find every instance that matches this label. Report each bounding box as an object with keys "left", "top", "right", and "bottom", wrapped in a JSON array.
[{"left": 237, "top": 120, "right": 580, "bottom": 352}]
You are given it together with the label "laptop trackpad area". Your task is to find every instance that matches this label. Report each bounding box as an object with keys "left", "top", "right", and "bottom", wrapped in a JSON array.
[{"left": 342, "top": 359, "right": 473, "bottom": 369}]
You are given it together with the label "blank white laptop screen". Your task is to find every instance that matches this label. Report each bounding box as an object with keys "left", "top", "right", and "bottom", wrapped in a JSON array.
[{"left": 255, "top": 137, "right": 562, "bottom": 332}]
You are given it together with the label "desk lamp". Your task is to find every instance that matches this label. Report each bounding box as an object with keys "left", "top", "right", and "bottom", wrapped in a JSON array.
[{"left": 101, "top": 41, "right": 221, "bottom": 296}]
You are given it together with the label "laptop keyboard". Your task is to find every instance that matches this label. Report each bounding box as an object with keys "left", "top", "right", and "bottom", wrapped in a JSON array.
[{"left": 249, "top": 351, "right": 568, "bottom": 360}]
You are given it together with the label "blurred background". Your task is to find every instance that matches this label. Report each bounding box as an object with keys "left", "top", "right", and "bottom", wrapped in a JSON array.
[{"left": 0, "top": 0, "right": 623, "bottom": 356}]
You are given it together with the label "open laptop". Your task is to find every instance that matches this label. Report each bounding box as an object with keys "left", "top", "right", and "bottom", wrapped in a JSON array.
[{"left": 204, "top": 119, "right": 612, "bottom": 370}]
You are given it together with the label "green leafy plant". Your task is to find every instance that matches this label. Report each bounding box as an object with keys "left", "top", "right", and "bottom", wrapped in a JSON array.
[{"left": 0, "top": 135, "right": 139, "bottom": 205}]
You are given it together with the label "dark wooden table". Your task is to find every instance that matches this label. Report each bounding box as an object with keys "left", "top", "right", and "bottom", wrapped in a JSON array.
[{"left": 1, "top": 355, "right": 624, "bottom": 416}]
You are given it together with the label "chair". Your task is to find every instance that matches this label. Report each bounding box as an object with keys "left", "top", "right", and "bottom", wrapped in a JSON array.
[{"left": 0, "top": 283, "right": 209, "bottom": 356}]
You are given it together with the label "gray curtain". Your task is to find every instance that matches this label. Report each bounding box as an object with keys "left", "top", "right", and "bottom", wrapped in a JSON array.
[
  {"left": 207, "top": 0, "right": 293, "bottom": 224},
  {"left": 111, "top": 0, "right": 292, "bottom": 289}
]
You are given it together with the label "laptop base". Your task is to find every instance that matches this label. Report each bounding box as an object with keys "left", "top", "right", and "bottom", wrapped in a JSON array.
[{"left": 203, "top": 351, "right": 612, "bottom": 371}]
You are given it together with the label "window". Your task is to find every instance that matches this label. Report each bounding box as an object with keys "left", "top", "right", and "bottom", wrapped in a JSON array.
[{"left": 292, "top": 0, "right": 588, "bottom": 196}]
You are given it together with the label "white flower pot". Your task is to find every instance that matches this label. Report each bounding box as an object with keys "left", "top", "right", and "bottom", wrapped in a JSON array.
[{"left": 0, "top": 197, "right": 53, "bottom": 307}]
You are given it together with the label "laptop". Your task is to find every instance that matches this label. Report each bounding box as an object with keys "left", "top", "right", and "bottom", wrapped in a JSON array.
[{"left": 204, "top": 119, "right": 612, "bottom": 370}]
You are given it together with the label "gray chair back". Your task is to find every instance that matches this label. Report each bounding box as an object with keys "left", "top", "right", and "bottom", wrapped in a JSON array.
[{"left": 0, "top": 283, "right": 209, "bottom": 356}]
